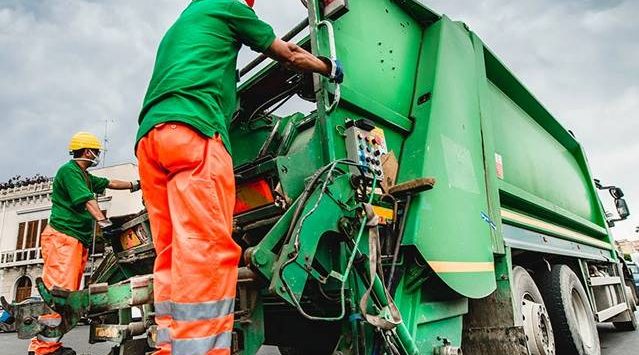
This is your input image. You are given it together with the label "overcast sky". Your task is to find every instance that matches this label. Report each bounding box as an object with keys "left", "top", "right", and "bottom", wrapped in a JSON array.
[{"left": 0, "top": 0, "right": 636, "bottom": 239}]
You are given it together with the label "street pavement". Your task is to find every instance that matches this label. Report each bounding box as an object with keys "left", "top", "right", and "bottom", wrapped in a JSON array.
[
  {"left": 598, "top": 321, "right": 638, "bottom": 355},
  {"left": 0, "top": 318, "right": 637, "bottom": 355}
]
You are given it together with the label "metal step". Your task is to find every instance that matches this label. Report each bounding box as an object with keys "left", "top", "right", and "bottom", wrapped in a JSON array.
[
  {"left": 596, "top": 302, "right": 628, "bottom": 322},
  {"left": 589, "top": 276, "right": 622, "bottom": 287}
]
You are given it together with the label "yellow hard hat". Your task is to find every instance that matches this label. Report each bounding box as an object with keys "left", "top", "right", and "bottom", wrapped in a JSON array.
[{"left": 68, "top": 132, "right": 102, "bottom": 152}]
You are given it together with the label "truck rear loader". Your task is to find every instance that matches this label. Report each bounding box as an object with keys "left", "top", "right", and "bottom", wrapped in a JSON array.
[{"left": 3, "top": 0, "right": 637, "bottom": 354}]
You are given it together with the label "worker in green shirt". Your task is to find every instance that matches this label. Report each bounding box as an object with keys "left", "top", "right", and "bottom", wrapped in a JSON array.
[
  {"left": 135, "top": 1, "right": 343, "bottom": 354},
  {"left": 28, "top": 132, "right": 140, "bottom": 355}
]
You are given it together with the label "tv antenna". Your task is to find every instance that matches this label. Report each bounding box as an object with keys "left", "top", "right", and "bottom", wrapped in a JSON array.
[{"left": 102, "top": 119, "right": 116, "bottom": 168}]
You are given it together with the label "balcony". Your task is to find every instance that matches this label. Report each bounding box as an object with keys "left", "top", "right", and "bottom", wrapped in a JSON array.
[{"left": 0, "top": 248, "right": 42, "bottom": 268}]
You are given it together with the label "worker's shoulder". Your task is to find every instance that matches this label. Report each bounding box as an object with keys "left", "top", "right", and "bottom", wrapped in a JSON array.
[
  {"left": 54, "top": 161, "right": 81, "bottom": 179},
  {"left": 187, "top": 0, "right": 238, "bottom": 12},
  {"left": 186, "top": 0, "right": 250, "bottom": 16}
]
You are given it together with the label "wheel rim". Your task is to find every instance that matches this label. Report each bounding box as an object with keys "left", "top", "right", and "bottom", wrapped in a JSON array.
[
  {"left": 522, "top": 296, "right": 555, "bottom": 355},
  {"left": 571, "top": 288, "right": 595, "bottom": 349}
]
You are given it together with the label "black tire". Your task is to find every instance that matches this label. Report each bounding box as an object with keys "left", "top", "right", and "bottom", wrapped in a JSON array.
[
  {"left": 513, "top": 266, "right": 545, "bottom": 313},
  {"left": 540, "top": 265, "right": 600, "bottom": 355},
  {"left": 512, "top": 266, "right": 555, "bottom": 355}
]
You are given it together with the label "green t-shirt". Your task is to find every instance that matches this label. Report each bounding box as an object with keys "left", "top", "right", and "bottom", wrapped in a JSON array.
[
  {"left": 136, "top": 0, "right": 277, "bottom": 153},
  {"left": 49, "top": 161, "right": 110, "bottom": 247}
]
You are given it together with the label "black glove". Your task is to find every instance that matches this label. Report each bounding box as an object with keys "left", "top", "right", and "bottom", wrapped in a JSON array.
[
  {"left": 319, "top": 56, "right": 344, "bottom": 84},
  {"left": 101, "top": 224, "right": 123, "bottom": 239}
]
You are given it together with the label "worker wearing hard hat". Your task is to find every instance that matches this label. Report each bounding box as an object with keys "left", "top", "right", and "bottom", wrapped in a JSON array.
[
  {"left": 135, "top": 1, "right": 343, "bottom": 355},
  {"left": 28, "top": 132, "right": 141, "bottom": 355}
]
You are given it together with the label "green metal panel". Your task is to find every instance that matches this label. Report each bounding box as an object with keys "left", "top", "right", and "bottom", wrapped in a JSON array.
[
  {"left": 470, "top": 32, "right": 505, "bottom": 255},
  {"left": 398, "top": 17, "right": 496, "bottom": 299},
  {"left": 487, "top": 83, "right": 600, "bottom": 223},
  {"left": 329, "top": 0, "right": 424, "bottom": 118}
]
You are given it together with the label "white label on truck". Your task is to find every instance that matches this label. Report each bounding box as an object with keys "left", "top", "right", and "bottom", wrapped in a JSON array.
[
  {"left": 495, "top": 153, "right": 504, "bottom": 179},
  {"left": 442, "top": 135, "right": 480, "bottom": 194}
]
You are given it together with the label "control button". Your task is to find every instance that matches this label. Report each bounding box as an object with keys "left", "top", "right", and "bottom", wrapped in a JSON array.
[
  {"left": 366, "top": 147, "right": 372, "bottom": 153},
  {"left": 365, "top": 157, "right": 371, "bottom": 163},
  {"left": 359, "top": 144, "right": 365, "bottom": 150},
  {"left": 374, "top": 150, "right": 381, "bottom": 157},
  {"left": 357, "top": 133, "right": 363, "bottom": 140},
  {"left": 371, "top": 138, "right": 378, "bottom": 145}
]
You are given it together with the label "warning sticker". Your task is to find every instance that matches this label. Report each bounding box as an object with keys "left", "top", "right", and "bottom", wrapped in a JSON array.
[{"left": 495, "top": 153, "right": 504, "bottom": 179}]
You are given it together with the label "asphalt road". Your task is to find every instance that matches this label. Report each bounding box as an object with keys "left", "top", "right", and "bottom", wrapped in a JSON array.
[
  {"left": 0, "top": 319, "right": 637, "bottom": 355},
  {"left": 598, "top": 321, "right": 638, "bottom": 355}
]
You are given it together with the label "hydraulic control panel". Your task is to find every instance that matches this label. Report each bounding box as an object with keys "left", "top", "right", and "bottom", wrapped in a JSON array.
[{"left": 345, "top": 119, "right": 388, "bottom": 179}]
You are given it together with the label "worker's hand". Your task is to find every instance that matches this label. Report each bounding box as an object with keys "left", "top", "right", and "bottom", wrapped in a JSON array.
[
  {"left": 319, "top": 56, "right": 344, "bottom": 84},
  {"left": 97, "top": 218, "right": 113, "bottom": 229},
  {"left": 130, "top": 180, "right": 141, "bottom": 193}
]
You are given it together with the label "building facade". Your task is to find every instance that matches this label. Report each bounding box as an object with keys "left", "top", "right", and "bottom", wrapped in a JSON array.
[
  {"left": 615, "top": 239, "right": 639, "bottom": 256},
  {"left": 0, "top": 163, "right": 143, "bottom": 302}
]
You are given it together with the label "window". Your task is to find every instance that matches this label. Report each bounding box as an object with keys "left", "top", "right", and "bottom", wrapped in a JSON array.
[
  {"left": 15, "top": 277, "right": 32, "bottom": 302},
  {"left": 25, "top": 221, "right": 39, "bottom": 260},
  {"left": 15, "top": 219, "right": 47, "bottom": 262},
  {"left": 15, "top": 223, "right": 25, "bottom": 250}
]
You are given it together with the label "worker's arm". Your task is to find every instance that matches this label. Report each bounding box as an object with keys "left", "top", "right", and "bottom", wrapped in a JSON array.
[
  {"left": 107, "top": 179, "right": 140, "bottom": 192},
  {"left": 227, "top": 3, "right": 343, "bottom": 82},
  {"left": 265, "top": 39, "right": 343, "bottom": 83},
  {"left": 266, "top": 39, "right": 329, "bottom": 75},
  {"left": 85, "top": 199, "right": 107, "bottom": 222},
  {"left": 85, "top": 199, "right": 114, "bottom": 228}
]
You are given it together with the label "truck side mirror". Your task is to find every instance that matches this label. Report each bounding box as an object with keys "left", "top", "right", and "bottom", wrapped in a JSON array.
[
  {"left": 616, "top": 198, "right": 630, "bottom": 220},
  {"left": 595, "top": 179, "right": 630, "bottom": 227},
  {"left": 611, "top": 187, "right": 624, "bottom": 199}
]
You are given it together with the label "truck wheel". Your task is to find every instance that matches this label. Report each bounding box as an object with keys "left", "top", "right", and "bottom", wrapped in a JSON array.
[
  {"left": 540, "top": 265, "right": 600, "bottom": 355},
  {"left": 613, "top": 285, "right": 638, "bottom": 331},
  {"left": 512, "top": 266, "right": 555, "bottom": 355}
]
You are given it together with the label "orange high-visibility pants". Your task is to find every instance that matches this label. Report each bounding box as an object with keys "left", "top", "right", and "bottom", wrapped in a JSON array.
[
  {"left": 29, "top": 226, "right": 88, "bottom": 355},
  {"left": 137, "top": 123, "right": 239, "bottom": 355}
]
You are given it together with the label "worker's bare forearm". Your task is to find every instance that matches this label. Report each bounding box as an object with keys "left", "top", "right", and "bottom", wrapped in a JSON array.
[
  {"left": 266, "top": 39, "right": 331, "bottom": 76},
  {"left": 108, "top": 179, "right": 134, "bottom": 190},
  {"left": 85, "top": 199, "right": 106, "bottom": 221}
]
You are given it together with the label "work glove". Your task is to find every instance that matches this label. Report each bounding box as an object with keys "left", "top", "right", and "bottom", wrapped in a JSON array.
[
  {"left": 319, "top": 56, "right": 344, "bottom": 84},
  {"left": 130, "top": 180, "right": 141, "bottom": 192},
  {"left": 101, "top": 224, "right": 123, "bottom": 240},
  {"left": 97, "top": 218, "right": 113, "bottom": 229}
]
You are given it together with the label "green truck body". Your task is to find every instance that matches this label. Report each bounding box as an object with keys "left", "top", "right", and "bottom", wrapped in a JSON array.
[{"left": 4, "top": 1, "right": 636, "bottom": 354}]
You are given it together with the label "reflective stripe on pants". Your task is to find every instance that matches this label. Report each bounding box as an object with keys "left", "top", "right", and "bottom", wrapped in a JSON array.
[
  {"left": 137, "top": 123, "right": 240, "bottom": 355},
  {"left": 29, "top": 226, "right": 88, "bottom": 355}
]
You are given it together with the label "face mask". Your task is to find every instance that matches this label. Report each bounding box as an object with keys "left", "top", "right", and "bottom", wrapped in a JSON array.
[
  {"left": 89, "top": 150, "right": 101, "bottom": 167},
  {"left": 74, "top": 150, "right": 100, "bottom": 167}
]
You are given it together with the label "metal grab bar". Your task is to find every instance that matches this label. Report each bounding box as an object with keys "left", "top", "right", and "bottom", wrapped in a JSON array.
[{"left": 317, "top": 19, "right": 341, "bottom": 113}]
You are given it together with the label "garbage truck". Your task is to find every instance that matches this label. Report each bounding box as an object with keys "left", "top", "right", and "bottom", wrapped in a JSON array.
[{"left": 3, "top": 0, "right": 637, "bottom": 354}]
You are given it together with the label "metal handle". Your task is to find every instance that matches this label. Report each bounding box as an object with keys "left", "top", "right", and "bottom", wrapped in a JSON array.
[{"left": 317, "top": 20, "right": 341, "bottom": 113}]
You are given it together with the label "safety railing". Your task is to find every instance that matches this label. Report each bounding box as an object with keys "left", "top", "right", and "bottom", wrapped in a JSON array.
[{"left": 0, "top": 248, "right": 43, "bottom": 268}]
